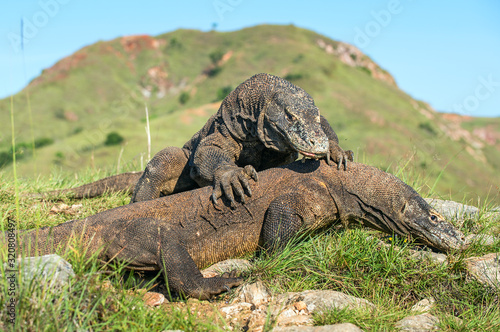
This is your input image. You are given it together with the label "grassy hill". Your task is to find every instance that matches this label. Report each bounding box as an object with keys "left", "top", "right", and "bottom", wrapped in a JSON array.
[{"left": 0, "top": 24, "right": 499, "bottom": 204}]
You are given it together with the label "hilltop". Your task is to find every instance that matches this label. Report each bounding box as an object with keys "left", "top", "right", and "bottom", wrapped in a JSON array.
[{"left": 0, "top": 24, "right": 498, "bottom": 204}]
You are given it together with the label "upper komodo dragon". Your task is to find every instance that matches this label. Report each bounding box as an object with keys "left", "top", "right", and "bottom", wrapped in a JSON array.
[
  {"left": 5, "top": 160, "right": 466, "bottom": 300},
  {"left": 38, "top": 73, "right": 352, "bottom": 205}
]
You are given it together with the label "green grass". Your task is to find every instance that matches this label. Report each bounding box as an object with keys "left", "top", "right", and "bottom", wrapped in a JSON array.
[{"left": 0, "top": 167, "right": 499, "bottom": 330}]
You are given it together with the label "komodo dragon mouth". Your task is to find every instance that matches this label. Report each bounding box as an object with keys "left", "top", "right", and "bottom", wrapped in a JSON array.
[
  {"left": 282, "top": 119, "right": 329, "bottom": 158},
  {"left": 298, "top": 150, "right": 325, "bottom": 158}
]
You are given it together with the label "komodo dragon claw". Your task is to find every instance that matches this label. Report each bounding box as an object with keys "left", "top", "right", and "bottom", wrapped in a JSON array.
[
  {"left": 211, "top": 165, "right": 258, "bottom": 207},
  {"left": 326, "top": 145, "right": 354, "bottom": 170}
]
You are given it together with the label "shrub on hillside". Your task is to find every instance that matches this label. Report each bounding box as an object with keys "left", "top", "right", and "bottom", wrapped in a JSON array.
[
  {"left": 104, "top": 132, "right": 124, "bottom": 146},
  {"left": 168, "top": 37, "right": 183, "bottom": 50},
  {"left": 284, "top": 73, "right": 304, "bottom": 81},
  {"left": 216, "top": 86, "right": 233, "bottom": 101},
  {"left": 418, "top": 121, "right": 437, "bottom": 136},
  {"left": 179, "top": 92, "right": 190, "bottom": 104},
  {"left": 207, "top": 66, "right": 222, "bottom": 77},
  {"left": 34, "top": 137, "right": 54, "bottom": 148},
  {"left": 209, "top": 49, "right": 224, "bottom": 65},
  {"left": 0, "top": 151, "right": 11, "bottom": 168}
]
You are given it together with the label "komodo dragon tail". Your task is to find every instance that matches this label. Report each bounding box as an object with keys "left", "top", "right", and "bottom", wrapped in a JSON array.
[
  {"left": 27, "top": 172, "right": 143, "bottom": 199},
  {"left": 2, "top": 218, "right": 97, "bottom": 258}
]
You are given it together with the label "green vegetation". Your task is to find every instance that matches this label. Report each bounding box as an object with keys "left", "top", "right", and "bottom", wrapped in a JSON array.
[
  {"left": 179, "top": 91, "right": 190, "bottom": 104},
  {"left": 0, "top": 169, "right": 499, "bottom": 330},
  {"left": 0, "top": 24, "right": 498, "bottom": 205},
  {"left": 209, "top": 49, "right": 225, "bottom": 65},
  {"left": 216, "top": 85, "right": 233, "bottom": 101},
  {"left": 0, "top": 25, "right": 498, "bottom": 329},
  {"left": 0, "top": 137, "right": 54, "bottom": 168},
  {"left": 418, "top": 121, "right": 437, "bottom": 136},
  {"left": 283, "top": 72, "right": 304, "bottom": 82},
  {"left": 207, "top": 65, "right": 223, "bottom": 77},
  {"left": 104, "top": 132, "right": 124, "bottom": 146}
]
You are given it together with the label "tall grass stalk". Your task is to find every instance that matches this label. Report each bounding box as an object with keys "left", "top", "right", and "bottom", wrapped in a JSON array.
[
  {"left": 117, "top": 143, "right": 126, "bottom": 173},
  {"left": 9, "top": 95, "right": 20, "bottom": 221},
  {"left": 22, "top": 57, "right": 36, "bottom": 175},
  {"left": 145, "top": 104, "right": 151, "bottom": 161},
  {"left": 21, "top": 31, "right": 37, "bottom": 174},
  {"left": 25, "top": 87, "right": 36, "bottom": 173}
]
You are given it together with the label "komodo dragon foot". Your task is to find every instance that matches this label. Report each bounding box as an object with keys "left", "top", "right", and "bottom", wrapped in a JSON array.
[
  {"left": 187, "top": 270, "right": 243, "bottom": 300},
  {"left": 211, "top": 165, "right": 258, "bottom": 207},
  {"left": 326, "top": 145, "right": 354, "bottom": 170}
]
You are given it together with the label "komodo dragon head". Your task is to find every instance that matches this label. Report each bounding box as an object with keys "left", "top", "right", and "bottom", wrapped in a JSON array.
[
  {"left": 221, "top": 73, "right": 330, "bottom": 158},
  {"left": 340, "top": 163, "right": 467, "bottom": 252},
  {"left": 260, "top": 86, "right": 329, "bottom": 158},
  {"left": 398, "top": 195, "right": 467, "bottom": 252}
]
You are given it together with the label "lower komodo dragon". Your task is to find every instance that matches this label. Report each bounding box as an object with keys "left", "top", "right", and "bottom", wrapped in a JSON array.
[
  {"left": 4, "top": 160, "right": 466, "bottom": 300},
  {"left": 38, "top": 73, "right": 352, "bottom": 205}
]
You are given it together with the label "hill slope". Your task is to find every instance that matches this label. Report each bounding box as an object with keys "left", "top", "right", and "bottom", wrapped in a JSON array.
[{"left": 0, "top": 25, "right": 498, "bottom": 203}]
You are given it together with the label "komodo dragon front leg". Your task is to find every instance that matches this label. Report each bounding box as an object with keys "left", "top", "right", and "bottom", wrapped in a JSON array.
[
  {"left": 189, "top": 131, "right": 258, "bottom": 207},
  {"left": 130, "top": 147, "right": 197, "bottom": 202}
]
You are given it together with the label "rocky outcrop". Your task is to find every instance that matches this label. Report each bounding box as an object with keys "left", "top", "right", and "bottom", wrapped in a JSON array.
[
  {"left": 316, "top": 39, "right": 396, "bottom": 87},
  {"left": 466, "top": 253, "right": 500, "bottom": 289},
  {"left": 395, "top": 313, "right": 440, "bottom": 331}
]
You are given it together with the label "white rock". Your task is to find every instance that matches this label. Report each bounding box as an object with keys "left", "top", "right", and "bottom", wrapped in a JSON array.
[
  {"left": 272, "top": 323, "right": 364, "bottom": 331},
  {"left": 276, "top": 290, "right": 375, "bottom": 315},
  {"left": 424, "top": 198, "right": 478, "bottom": 221},
  {"left": 409, "top": 249, "right": 448, "bottom": 265},
  {"left": 220, "top": 302, "right": 254, "bottom": 318},
  {"left": 410, "top": 298, "right": 435, "bottom": 313},
  {"left": 143, "top": 292, "right": 165, "bottom": 307},
  {"left": 465, "top": 234, "right": 499, "bottom": 246},
  {"left": 395, "top": 313, "right": 439, "bottom": 331},
  {"left": 201, "top": 259, "right": 252, "bottom": 278},
  {"left": 235, "top": 281, "right": 271, "bottom": 306},
  {"left": 275, "top": 314, "right": 313, "bottom": 328},
  {"left": 466, "top": 253, "right": 500, "bottom": 289},
  {"left": 6, "top": 254, "right": 75, "bottom": 289}
]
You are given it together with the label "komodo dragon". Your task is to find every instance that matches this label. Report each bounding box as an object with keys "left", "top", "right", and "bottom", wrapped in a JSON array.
[
  {"left": 39, "top": 73, "right": 352, "bottom": 205},
  {"left": 5, "top": 160, "right": 466, "bottom": 300}
]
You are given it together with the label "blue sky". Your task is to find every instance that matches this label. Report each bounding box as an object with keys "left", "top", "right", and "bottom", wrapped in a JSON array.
[{"left": 1, "top": 0, "right": 499, "bottom": 117}]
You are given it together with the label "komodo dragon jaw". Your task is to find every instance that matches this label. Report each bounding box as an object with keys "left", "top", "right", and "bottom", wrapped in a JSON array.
[
  {"left": 401, "top": 196, "right": 467, "bottom": 252},
  {"left": 357, "top": 194, "right": 467, "bottom": 252},
  {"left": 285, "top": 114, "right": 329, "bottom": 159},
  {"left": 340, "top": 164, "right": 466, "bottom": 253}
]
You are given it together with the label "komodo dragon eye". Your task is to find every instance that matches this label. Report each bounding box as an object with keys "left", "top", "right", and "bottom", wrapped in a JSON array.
[{"left": 284, "top": 107, "right": 298, "bottom": 121}]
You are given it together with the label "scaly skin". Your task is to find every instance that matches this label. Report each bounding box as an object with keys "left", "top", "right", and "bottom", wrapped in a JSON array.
[
  {"left": 35, "top": 73, "right": 352, "bottom": 204},
  {"left": 5, "top": 160, "right": 466, "bottom": 300}
]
